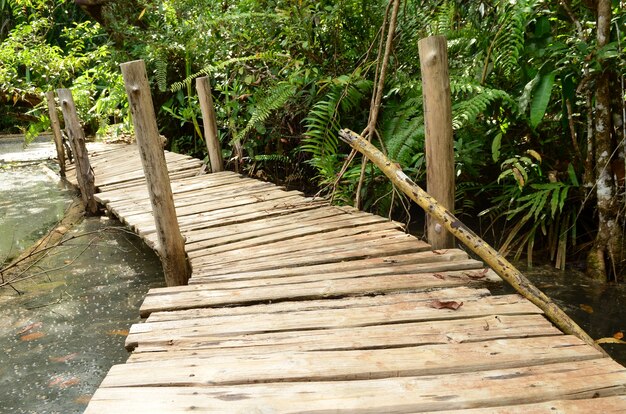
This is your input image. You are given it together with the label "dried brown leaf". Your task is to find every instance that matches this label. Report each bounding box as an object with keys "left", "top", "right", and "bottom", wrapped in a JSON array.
[
  {"left": 579, "top": 304, "right": 594, "bottom": 314},
  {"left": 429, "top": 300, "right": 463, "bottom": 310}
]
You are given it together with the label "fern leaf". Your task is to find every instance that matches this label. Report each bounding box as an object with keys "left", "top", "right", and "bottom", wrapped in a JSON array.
[{"left": 231, "top": 82, "right": 296, "bottom": 145}]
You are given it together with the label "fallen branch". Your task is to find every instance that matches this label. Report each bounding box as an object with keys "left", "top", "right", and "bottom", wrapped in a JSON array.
[{"left": 339, "top": 128, "right": 607, "bottom": 355}]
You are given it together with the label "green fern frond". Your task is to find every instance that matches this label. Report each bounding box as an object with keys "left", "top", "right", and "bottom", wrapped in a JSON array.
[
  {"left": 380, "top": 95, "right": 424, "bottom": 166},
  {"left": 154, "top": 57, "right": 168, "bottom": 92},
  {"left": 450, "top": 80, "right": 515, "bottom": 130},
  {"left": 253, "top": 154, "right": 290, "bottom": 163},
  {"left": 431, "top": 1, "right": 456, "bottom": 36},
  {"left": 302, "top": 75, "right": 372, "bottom": 174},
  {"left": 491, "top": 0, "right": 535, "bottom": 78},
  {"left": 231, "top": 82, "right": 297, "bottom": 145}
]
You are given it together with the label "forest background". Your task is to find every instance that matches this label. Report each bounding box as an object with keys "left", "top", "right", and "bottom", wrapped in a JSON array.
[{"left": 1, "top": 0, "right": 624, "bottom": 282}]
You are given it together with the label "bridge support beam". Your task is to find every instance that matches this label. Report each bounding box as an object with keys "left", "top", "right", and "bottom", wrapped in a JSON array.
[{"left": 120, "top": 59, "right": 191, "bottom": 286}]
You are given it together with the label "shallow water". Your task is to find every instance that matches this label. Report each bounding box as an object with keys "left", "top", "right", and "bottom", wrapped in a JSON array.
[
  {"left": 0, "top": 217, "right": 164, "bottom": 414},
  {"left": 0, "top": 163, "right": 73, "bottom": 263},
  {"left": 1, "top": 139, "right": 165, "bottom": 413}
]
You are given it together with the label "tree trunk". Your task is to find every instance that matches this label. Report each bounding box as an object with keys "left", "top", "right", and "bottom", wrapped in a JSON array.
[{"left": 586, "top": 0, "right": 625, "bottom": 281}]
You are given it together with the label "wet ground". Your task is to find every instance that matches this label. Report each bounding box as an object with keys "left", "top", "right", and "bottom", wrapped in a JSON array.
[{"left": 1, "top": 138, "right": 164, "bottom": 414}]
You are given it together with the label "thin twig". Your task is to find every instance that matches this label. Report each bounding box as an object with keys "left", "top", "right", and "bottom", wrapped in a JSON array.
[{"left": 355, "top": 0, "right": 401, "bottom": 209}]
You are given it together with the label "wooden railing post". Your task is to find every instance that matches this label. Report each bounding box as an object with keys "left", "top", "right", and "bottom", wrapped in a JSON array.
[
  {"left": 56, "top": 88, "right": 98, "bottom": 215},
  {"left": 45, "top": 91, "right": 66, "bottom": 178},
  {"left": 196, "top": 76, "right": 223, "bottom": 172},
  {"left": 120, "top": 60, "right": 191, "bottom": 286},
  {"left": 418, "top": 35, "right": 455, "bottom": 249}
]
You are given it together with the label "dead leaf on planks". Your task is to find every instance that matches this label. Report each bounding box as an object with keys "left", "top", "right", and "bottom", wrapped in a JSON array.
[
  {"left": 429, "top": 300, "right": 463, "bottom": 310},
  {"left": 463, "top": 268, "right": 489, "bottom": 279}
]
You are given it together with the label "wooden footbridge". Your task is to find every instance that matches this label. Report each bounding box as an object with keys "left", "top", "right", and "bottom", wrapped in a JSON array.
[
  {"left": 60, "top": 142, "right": 626, "bottom": 413},
  {"left": 45, "top": 58, "right": 626, "bottom": 412}
]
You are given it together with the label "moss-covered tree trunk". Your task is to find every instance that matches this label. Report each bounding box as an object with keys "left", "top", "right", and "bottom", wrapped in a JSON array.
[{"left": 586, "top": 0, "right": 625, "bottom": 281}]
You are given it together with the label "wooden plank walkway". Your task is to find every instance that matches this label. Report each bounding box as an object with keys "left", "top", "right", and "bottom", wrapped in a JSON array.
[{"left": 65, "top": 144, "right": 626, "bottom": 413}]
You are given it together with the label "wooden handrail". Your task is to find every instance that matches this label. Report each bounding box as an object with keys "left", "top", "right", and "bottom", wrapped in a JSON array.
[{"left": 338, "top": 128, "right": 606, "bottom": 355}]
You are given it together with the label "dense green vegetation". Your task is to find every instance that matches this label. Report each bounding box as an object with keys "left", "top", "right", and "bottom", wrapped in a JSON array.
[{"left": 1, "top": 0, "right": 624, "bottom": 281}]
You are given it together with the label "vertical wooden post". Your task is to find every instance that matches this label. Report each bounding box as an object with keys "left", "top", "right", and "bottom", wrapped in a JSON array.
[
  {"left": 196, "top": 76, "right": 224, "bottom": 172},
  {"left": 56, "top": 88, "right": 98, "bottom": 215},
  {"left": 45, "top": 91, "right": 66, "bottom": 177},
  {"left": 418, "top": 35, "right": 455, "bottom": 249},
  {"left": 120, "top": 60, "right": 190, "bottom": 286}
]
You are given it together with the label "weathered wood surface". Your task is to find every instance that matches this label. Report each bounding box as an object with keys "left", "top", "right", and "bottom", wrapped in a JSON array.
[
  {"left": 419, "top": 35, "right": 456, "bottom": 250},
  {"left": 76, "top": 144, "right": 626, "bottom": 413},
  {"left": 86, "top": 359, "right": 626, "bottom": 413}
]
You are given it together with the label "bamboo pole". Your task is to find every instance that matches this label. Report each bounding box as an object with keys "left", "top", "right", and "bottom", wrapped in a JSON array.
[
  {"left": 196, "top": 76, "right": 224, "bottom": 172},
  {"left": 120, "top": 59, "right": 191, "bottom": 287},
  {"left": 45, "top": 91, "right": 66, "bottom": 177},
  {"left": 338, "top": 128, "right": 607, "bottom": 355},
  {"left": 418, "top": 35, "right": 455, "bottom": 249},
  {"left": 56, "top": 88, "right": 98, "bottom": 215}
]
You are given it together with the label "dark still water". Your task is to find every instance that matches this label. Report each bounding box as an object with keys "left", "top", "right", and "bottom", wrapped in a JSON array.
[{"left": 494, "top": 263, "right": 626, "bottom": 366}]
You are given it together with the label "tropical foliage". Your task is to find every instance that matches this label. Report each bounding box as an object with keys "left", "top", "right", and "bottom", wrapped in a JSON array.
[{"left": 2, "top": 0, "right": 625, "bottom": 281}]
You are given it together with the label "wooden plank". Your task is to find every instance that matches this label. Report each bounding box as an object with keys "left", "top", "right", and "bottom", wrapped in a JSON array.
[
  {"left": 138, "top": 294, "right": 540, "bottom": 335},
  {"left": 145, "top": 287, "right": 492, "bottom": 322},
  {"left": 190, "top": 259, "right": 485, "bottom": 293},
  {"left": 93, "top": 151, "right": 200, "bottom": 181},
  {"left": 95, "top": 158, "right": 204, "bottom": 187},
  {"left": 96, "top": 171, "right": 244, "bottom": 203},
  {"left": 126, "top": 194, "right": 317, "bottom": 231},
  {"left": 420, "top": 396, "right": 626, "bottom": 414},
  {"left": 102, "top": 336, "right": 602, "bottom": 388},
  {"left": 191, "top": 236, "right": 432, "bottom": 274},
  {"left": 103, "top": 180, "right": 280, "bottom": 212},
  {"left": 98, "top": 168, "right": 203, "bottom": 192},
  {"left": 190, "top": 250, "right": 476, "bottom": 283},
  {"left": 126, "top": 313, "right": 560, "bottom": 354},
  {"left": 96, "top": 160, "right": 203, "bottom": 189},
  {"left": 138, "top": 199, "right": 328, "bottom": 238},
  {"left": 182, "top": 206, "right": 354, "bottom": 247},
  {"left": 188, "top": 221, "right": 404, "bottom": 260},
  {"left": 83, "top": 359, "right": 626, "bottom": 413},
  {"left": 115, "top": 189, "right": 305, "bottom": 221},
  {"left": 150, "top": 268, "right": 489, "bottom": 314}
]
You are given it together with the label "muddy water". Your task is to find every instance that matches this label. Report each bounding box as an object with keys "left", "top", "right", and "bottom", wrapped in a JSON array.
[{"left": 1, "top": 141, "right": 164, "bottom": 413}]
